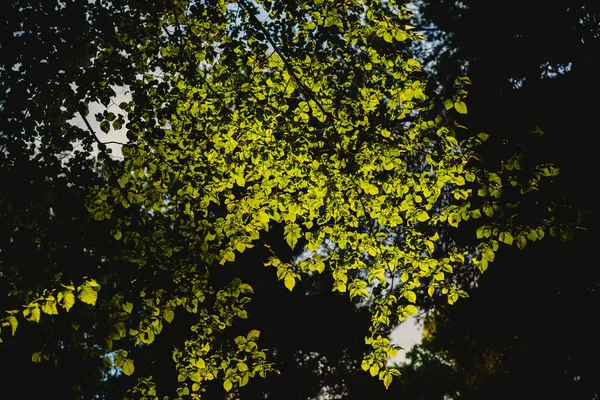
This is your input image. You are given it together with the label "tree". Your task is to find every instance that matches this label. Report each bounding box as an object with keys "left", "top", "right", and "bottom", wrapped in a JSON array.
[
  {"left": 390, "top": 1, "right": 598, "bottom": 398},
  {"left": 0, "top": 0, "right": 576, "bottom": 398}
]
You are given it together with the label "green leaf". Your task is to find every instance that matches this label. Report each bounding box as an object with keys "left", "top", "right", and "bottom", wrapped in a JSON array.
[
  {"left": 118, "top": 175, "right": 129, "bottom": 188},
  {"left": 499, "top": 232, "right": 514, "bottom": 245},
  {"left": 444, "top": 99, "right": 454, "bottom": 110},
  {"left": 383, "top": 372, "right": 393, "bottom": 389},
  {"left": 405, "top": 304, "right": 418, "bottom": 315},
  {"left": 284, "top": 274, "right": 296, "bottom": 291},
  {"left": 112, "top": 119, "right": 123, "bottom": 130},
  {"left": 415, "top": 211, "right": 429, "bottom": 222},
  {"left": 454, "top": 101, "right": 467, "bottom": 114},
  {"left": 41, "top": 296, "right": 58, "bottom": 315},
  {"left": 483, "top": 206, "right": 494, "bottom": 217},
  {"left": 221, "top": 251, "right": 235, "bottom": 264},
  {"left": 395, "top": 29, "right": 408, "bottom": 41},
  {"left": 284, "top": 223, "right": 301, "bottom": 249},
  {"left": 122, "top": 301, "right": 133, "bottom": 314},
  {"left": 476, "top": 226, "right": 486, "bottom": 239},
  {"left": 123, "top": 359, "right": 135, "bottom": 376},
  {"left": 235, "top": 174, "right": 246, "bottom": 187},
  {"left": 257, "top": 211, "right": 270, "bottom": 224},
  {"left": 239, "top": 283, "right": 254, "bottom": 294},
  {"left": 23, "top": 306, "right": 40, "bottom": 323},
  {"left": 7, "top": 316, "right": 18, "bottom": 336},
  {"left": 78, "top": 279, "right": 101, "bottom": 306},
  {"left": 361, "top": 359, "right": 370, "bottom": 372},
  {"left": 335, "top": 281, "right": 347, "bottom": 292},
  {"left": 223, "top": 379, "right": 233, "bottom": 392},
  {"left": 163, "top": 309, "right": 175, "bottom": 323},
  {"left": 407, "top": 59, "right": 421, "bottom": 68},
  {"left": 31, "top": 351, "right": 43, "bottom": 363},
  {"left": 527, "top": 229, "right": 538, "bottom": 241},
  {"left": 100, "top": 120, "right": 111, "bottom": 133},
  {"left": 114, "top": 350, "right": 127, "bottom": 368},
  {"left": 58, "top": 290, "right": 75, "bottom": 312},
  {"left": 369, "top": 364, "right": 380, "bottom": 377},
  {"left": 113, "top": 230, "right": 122, "bottom": 241},
  {"left": 247, "top": 329, "right": 261, "bottom": 340},
  {"left": 483, "top": 249, "right": 495, "bottom": 262},
  {"left": 236, "top": 241, "right": 246, "bottom": 253},
  {"left": 517, "top": 235, "right": 527, "bottom": 250},
  {"left": 401, "top": 271, "right": 409, "bottom": 283},
  {"left": 477, "top": 132, "right": 489, "bottom": 142}
]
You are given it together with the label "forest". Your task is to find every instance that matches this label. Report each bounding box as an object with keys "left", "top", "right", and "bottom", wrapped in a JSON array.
[{"left": 1, "top": 0, "right": 597, "bottom": 399}]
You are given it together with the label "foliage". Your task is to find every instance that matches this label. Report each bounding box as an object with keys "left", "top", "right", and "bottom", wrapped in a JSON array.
[
  {"left": 388, "top": 1, "right": 598, "bottom": 398},
  {"left": 398, "top": 231, "right": 598, "bottom": 399},
  {"left": 0, "top": 0, "right": 576, "bottom": 398}
]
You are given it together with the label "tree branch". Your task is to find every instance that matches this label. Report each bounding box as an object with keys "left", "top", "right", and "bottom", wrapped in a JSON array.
[
  {"left": 237, "top": 0, "right": 339, "bottom": 125},
  {"left": 78, "top": 110, "right": 104, "bottom": 147}
]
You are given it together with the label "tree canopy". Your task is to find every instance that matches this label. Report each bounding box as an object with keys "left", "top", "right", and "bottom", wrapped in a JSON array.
[
  {"left": 390, "top": 1, "right": 598, "bottom": 398},
  {"left": 0, "top": 0, "right": 581, "bottom": 398}
]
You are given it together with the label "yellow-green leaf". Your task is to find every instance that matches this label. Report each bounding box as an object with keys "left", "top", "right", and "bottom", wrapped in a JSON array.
[
  {"left": 454, "top": 101, "right": 468, "bottom": 114},
  {"left": 236, "top": 241, "right": 246, "bottom": 253},
  {"left": 369, "top": 364, "right": 380, "bottom": 377},
  {"left": 517, "top": 235, "right": 527, "bottom": 250},
  {"left": 257, "top": 211, "right": 270, "bottom": 224},
  {"left": 77, "top": 279, "right": 100, "bottom": 306},
  {"left": 31, "top": 351, "right": 43, "bottom": 363},
  {"left": 7, "top": 316, "right": 18, "bottom": 336},
  {"left": 23, "top": 306, "right": 40, "bottom": 323},
  {"left": 239, "top": 283, "right": 254, "bottom": 294},
  {"left": 163, "top": 309, "right": 175, "bottom": 323},
  {"left": 235, "top": 174, "right": 246, "bottom": 187},
  {"left": 415, "top": 211, "right": 429, "bottom": 222},
  {"left": 41, "top": 296, "right": 58, "bottom": 315},
  {"left": 122, "top": 301, "right": 133, "bottom": 314},
  {"left": 223, "top": 379, "right": 233, "bottom": 392},
  {"left": 123, "top": 359, "right": 135, "bottom": 376},
  {"left": 405, "top": 304, "right": 418, "bottom": 315},
  {"left": 361, "top": 359, "right": 370, "bottom": 372},
  {"left": 284, "top": 274, "right": 296, "bottom": 291},
  {"left": 247, "top": 329, "right": 260, "bottom": 340},
  {"left": 383, "top": 372, "right": 393, "bottom": 389},
  {"left": 58, "top": 290, "right": 75, "bottom": 312}
]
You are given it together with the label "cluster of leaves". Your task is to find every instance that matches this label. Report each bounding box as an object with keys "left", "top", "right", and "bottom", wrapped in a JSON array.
[
  {"left": 1, "top": 279, "right": 99, "bottom": 339},
  {"left": 1, "top": 0, "right": 577, "bottom": 398}
]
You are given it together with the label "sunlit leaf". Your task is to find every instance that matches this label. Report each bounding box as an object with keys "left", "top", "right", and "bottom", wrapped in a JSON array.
[
  {"left": 454, "top": 101, "right": 468, "bottom": 114},
  {"left": 284, "top": 275, "right": 296, "bottom": 291},
  {"left": 122, "top": 302, "right": 133, "bottom": 314},
  {"left": 123, "top": 359, "right": 135, "bottom": 376},
  {"left": 77, "top": 279, "right": 100, "bottom": 306}
]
